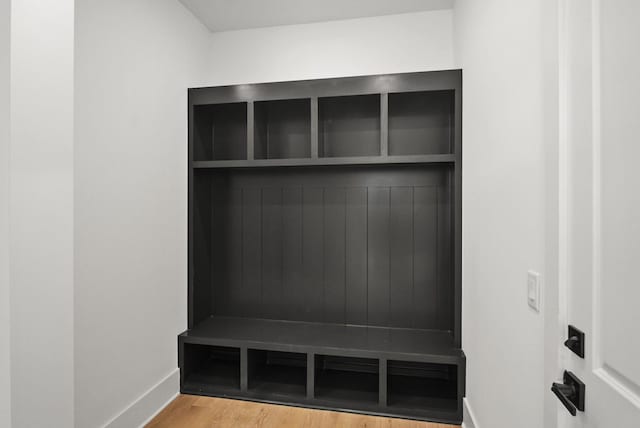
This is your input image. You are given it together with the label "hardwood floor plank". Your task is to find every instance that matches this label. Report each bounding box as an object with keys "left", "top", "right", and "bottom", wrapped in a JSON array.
[{"left": 146, "top": 395, "right": 460, "bottom": 428}]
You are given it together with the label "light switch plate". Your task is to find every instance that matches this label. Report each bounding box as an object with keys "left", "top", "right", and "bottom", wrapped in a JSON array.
[{"left": 527, "top": 271, "right": 541, "bottom": 312}]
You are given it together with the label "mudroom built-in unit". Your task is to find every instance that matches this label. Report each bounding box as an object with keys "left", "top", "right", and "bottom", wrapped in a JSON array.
[{"left": 178, "top": 70, "right": 465, "bottom": 425}]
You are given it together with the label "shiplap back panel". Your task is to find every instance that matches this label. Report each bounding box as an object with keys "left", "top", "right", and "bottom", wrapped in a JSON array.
[{"left": 202, "top": 165, "right": 453, "bottom": 331}]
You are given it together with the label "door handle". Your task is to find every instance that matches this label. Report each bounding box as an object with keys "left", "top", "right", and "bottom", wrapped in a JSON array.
[
  {"left": 564, "top": 325, "right": 585, "bottom": 358},
  {"left": 552, "top": 382, "right": 578, "bottom": 415},
  {"left": 551, "top": 371, "right": 585, "bottom": 416}
]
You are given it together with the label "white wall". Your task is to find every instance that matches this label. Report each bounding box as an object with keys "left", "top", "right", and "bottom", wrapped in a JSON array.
[
  {"left": 0, "top": 0, "right": 11, "bottom": 426},
  {"left": 206, "top": 10, "right": 454, "bottom": 85},
  {"left": 454, "top": 1, "right": 553, "bottom": 427},
  {"left": 73, "top": 1, "right": 210, "bottom": 427},
  {"left": 9, "top": 0, "right": 75, "bottom": 426}
]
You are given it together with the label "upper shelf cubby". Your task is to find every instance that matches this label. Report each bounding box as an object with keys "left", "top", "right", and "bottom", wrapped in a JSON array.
[
  {"left": 319, "top": 94, "right": 381, "bottom": 158},
  {"left": 190, "top": 70, "right": 461, "bottom": 168},
  {"left": 254, "top": 98, "right": 311, "bottom": 159},
  {"left": 388, "top": 90, "right": 454, "bottom": 156},
  {"left": 193, "top": 102, "right": 247, "bottom": 161}
]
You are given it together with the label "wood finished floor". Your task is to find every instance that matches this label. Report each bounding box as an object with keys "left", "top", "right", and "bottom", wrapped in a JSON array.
[{"left": 146, "top": 395, "right": 460, "bottom": 428}]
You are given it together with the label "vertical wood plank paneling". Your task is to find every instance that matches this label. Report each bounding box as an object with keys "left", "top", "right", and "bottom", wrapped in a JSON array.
[
  {"left": 323, "top": 187, "right": 346, "bottom": 323},
  {"left": 367, "top": 187, "right": 390, "bottom": 326},
  {"left": 438, "top": 184, "right": 453, "bottom": 331},
  {"left": 228, "top": 188, "right": 243, "bottom": 314},
  {"left": 242, "top": 187, "right": 262, "bottom": 317},
  {"left": 207, "top": 167, "right": 452, "bottom": 331},
  {"left": 302, "top": 188, "right": 324, "bottom": 322},
  {"left": 345, "top": 187, "right": 368, "bottom": 325},
  {"left": 413, "top": 186, "right": 438, "bottom": 329},
  {"left": 389, "top": 187, "right": 414, "bottom": 328},
  {"left": 262, "top": 187, "right": 283, "bottom": 319},
  {"left": 192, "top": 175, "right": 212, "bottom": 325},
  {"left": 217, "top": 187, "right": 243, "bottom": 316},
  {"left": 211, "top": 187, "right": 225, "bottom": 314},
  {"left": 282, "top": 187, "right": 303, "bottom": 320}
]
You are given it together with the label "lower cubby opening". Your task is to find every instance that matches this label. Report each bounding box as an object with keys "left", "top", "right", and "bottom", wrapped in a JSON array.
[
  {"left": 387, "top": 360, "right": 458, "bottom": 414},
  {"left": 182, "top": 344, "right": 240, "bottom": 393},
  {"left": 314, "top": 355, "right": 379, "bottom": 405},
  {"left": 248, "top": 350, "right": 307, "bottom": 398}
]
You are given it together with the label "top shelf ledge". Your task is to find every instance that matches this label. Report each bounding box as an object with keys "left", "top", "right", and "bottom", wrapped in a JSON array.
[{"left": 193, "top": 154, "right": 456, "bottom": 169}]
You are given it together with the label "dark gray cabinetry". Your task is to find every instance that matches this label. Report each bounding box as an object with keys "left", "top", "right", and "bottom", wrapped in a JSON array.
[{"left": 179, "top": 70, "right": 464, "bottom": 424}]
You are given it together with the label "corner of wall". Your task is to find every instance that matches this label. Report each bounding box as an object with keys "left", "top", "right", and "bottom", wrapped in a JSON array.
[
  {"left": 1, "top": 0, "right": 12, "bottom": 426},
  {"left": 102, "top": 369, "right": 179, "bottom": 428},
  {"left": 74, "top": 0, "right": 207, "bottom": 425}
]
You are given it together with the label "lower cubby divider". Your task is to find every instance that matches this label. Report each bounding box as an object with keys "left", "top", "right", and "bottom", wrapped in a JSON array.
[
  {"left": 240, "top": 347, "right": 248, "bottom": 392},
  {"left": 379, "top": 358, "right": 388, "bottom": 407},
  {"left": 306, "top": 353, "right": 314, "bottom": 400}
]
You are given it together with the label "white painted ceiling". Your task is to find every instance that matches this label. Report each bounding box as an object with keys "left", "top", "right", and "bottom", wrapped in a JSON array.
[{"left": 179, "top": 0, "right": 454, "bottom": 32}]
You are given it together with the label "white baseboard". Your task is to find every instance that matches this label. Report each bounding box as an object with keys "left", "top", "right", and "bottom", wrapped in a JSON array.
[
  {"left": 103, "top": 368, "right": 179, "bottom": 428},
  {"left": 103, "top": 368, "right": 475, "bottom": 428},
  {"left": 462, "top": 397, "right": 480, "bottom": 428}
]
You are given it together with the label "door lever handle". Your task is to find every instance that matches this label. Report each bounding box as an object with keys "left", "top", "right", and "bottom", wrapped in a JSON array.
[
  {"left": 564, "top": 336, "right": 579, "bottom": 348},
  {"left": 552, "top": 382, "right": 577, "bottom": 415},
  {"left": 551, "top": 371, "right": 585, "bottom": 416},
  {"left": 564, "top": 325, "right": 585, "bottom": 358}
]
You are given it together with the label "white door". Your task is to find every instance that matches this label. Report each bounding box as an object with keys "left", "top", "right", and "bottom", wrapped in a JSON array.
[{"left": 557, "top": 0, "right": 640, "bottom": 426}]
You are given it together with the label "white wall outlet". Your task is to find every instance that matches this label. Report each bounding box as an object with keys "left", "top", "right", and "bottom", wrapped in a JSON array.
[{"left": 527, "top": 271, "right": 541, "bottom": 312}]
